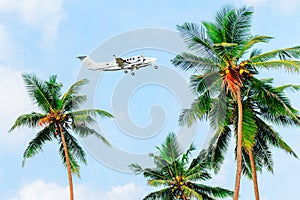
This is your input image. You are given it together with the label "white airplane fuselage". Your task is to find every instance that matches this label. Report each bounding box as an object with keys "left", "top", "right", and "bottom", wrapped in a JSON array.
[{"left": 79, "top": 55, "right": 157, "bottom": 75}]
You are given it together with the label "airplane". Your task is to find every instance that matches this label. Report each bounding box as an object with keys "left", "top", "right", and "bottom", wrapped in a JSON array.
[{"left": 77, "top": 54, "right": 158, "bottom": 75}]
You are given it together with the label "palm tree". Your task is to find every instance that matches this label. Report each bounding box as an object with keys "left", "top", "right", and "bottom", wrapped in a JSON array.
[
  {"left": 172, "top": 6, "right": 300, "bottom": 199},
  {"left": 239, "top": 78, "right": 299, "bottom": 199},
  {"left": 179, "top": 76, "right": 299, "bottom": 199},
  {"left": 130, "top": 132, "right": 233, "bottom": 200},
  {"left": 9, "top": 73, "right": 113, "bottom": 200}
]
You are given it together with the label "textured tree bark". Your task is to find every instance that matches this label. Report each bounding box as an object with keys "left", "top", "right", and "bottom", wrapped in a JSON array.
[
  {"left": 249, "top": 149, "right": 260, "bottom": 200},
  {"left": 233, "top": 90, "right": 243, "bottom": 200},
  {"left": 59, "top": 123, "right": 74, "bottom": 200}
]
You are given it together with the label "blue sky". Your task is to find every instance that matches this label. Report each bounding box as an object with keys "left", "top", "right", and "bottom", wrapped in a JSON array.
[{"left": 0, "top": 0, "right": 300, "bottom": 199}]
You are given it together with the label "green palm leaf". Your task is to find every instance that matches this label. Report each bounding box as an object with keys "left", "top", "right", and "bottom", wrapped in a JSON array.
[
  {"left": 9, "top": 112, "right": 45, "bottom": 131},
  {"left": 10, "top": 73, "right": 114, "bottom": 198},
  {"left": 171, "top": 53, "right": 220, "bottom": 73},
  {"left": 72, "top": 123, "right": 110, "bottom": 146},
  {"left": 143, "top": 187, "right": 173, "bottom": 200},
  {"left": 22, "top": 73, "right": 53, "bottom": 112},
  {"left": 22, "top": 126, "right": 54, "bottom": 167},
  {"left": 131, "top": 133, "right": 233, "bottom": 199}
]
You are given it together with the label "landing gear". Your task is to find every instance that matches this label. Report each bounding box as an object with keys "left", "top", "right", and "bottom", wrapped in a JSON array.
[
  {"left": 154, "top": 65, "right": 158, "bottom": 69},
  {"left": 131, "top": 72, "right": 135, "bottom": 76},
  {"left": 124, "top": 70, "right": 128, "bottom": 74}
]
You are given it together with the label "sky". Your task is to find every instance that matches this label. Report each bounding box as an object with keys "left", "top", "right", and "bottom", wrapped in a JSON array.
[{"left": 0, "top": 0, "right": 300, "bottom": 200}]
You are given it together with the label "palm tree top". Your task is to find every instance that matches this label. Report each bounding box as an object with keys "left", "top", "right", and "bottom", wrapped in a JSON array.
[
  {"left": 10, "top": 73, "right": 114, "bottom": 173},
  {"left": 172, "top": 6, "right": 300, "bottom": 75},
  {"left": 130, "top": 132, "right": 233, "bottom": 200}
]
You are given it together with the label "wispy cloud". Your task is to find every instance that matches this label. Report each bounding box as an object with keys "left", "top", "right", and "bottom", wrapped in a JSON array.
[
  {"left": 9, "top": 180, "right": 147, "bottom": 200},
  {"left": 102, "top": 183, "right": 146, "bottom": 200},
  {"left": 237, "top": 0, "right": 300, "bottom": 16},
  {"left": 0, "top": 0, "right": 66, "bottom": 44},
  {"left": 237, "top": 0, "right": 268, "bottom": 7},
  {"left": 0, "top": 24, "right": 16, "bottom": 63},
  {"left": 0, "top": 65, "right": 35, "bottom": 154}
]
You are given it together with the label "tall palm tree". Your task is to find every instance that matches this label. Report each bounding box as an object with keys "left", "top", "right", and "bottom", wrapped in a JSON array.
[
  {"left": 9, "top": 74, "right": 113, "bottom": 200},
  {"left": 179, "top": 76, "right": 299, "bottom": 199},
  {"left": 172, "top": 6, "right": 300, "bottom": 199},
  {"left": 239, "top": 78, "right": 299, "bottom": 199},
  {"left": 130, "top": 132, "right": 234, "bottom": 200}
]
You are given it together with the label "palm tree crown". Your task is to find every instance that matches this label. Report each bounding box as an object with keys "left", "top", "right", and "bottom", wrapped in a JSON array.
[
  {"left": 130, "top": 132, "right": 233, "bottom": 200},
  {"left": 172, "top": 5, "right": 300, "bottom": 200},
  {"left": 9, "top": 73, "right": 113, "bottom": 200}
]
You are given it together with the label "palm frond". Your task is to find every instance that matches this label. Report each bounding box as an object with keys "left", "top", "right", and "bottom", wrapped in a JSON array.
[
  {"left": 182, "top": 185, "right": 205, "bottom": 200},
  {"left": 240, "top": 102, "right": 257, "bottom": 150},
  {"left": 22, "top": 73, "right": 53, "bottom": 113},
  {"left": 181, "top": 143, "right": 196, "bottom": 166},
  {"left": 148, "top": 179, "right": 172, "bottom": 187},
  {"left": 129, "top": 163, "right": 144, "bottom": 175},
  {"left": 71, "top": 109, "right": 113, "bottom": 120},
  {"left": 190, "top": 72, "right": 221, "bottom": 95},
  {"left": 178, "top": 96, "right": 212, "bottom": 127},
  {"left": 22, "top": 126, "right": 54, "bottom": 166},
  {"left": 72, "top": 114, "right": 97, "bottom": 125},
  {"left": 9, "top": 112, "right": 45, "bottom": 131},
  {"left": 208, "top": 92, "right": 227, "bottom": 131},
  {"left": 62, "top": 130, "right": 87, "bottom": 164},
  {"left": 176, "top": 22, "right": 216, "bottom": 57},
  {"left": 253, "top": 138, "right": 273, "bottom": 173},
  {"left": 237, "top": 35, "right": 273, "bottom": 59},
  {"left": 241, "top": 149, "right": 253, "bottom": 178},
  {"left": 274, "top": 84, "right": 300, "bottom": 93},
  {"left": 171, "top": 53, "right": 220, "bottom": 73},
  {"left": 250, "top": 78, "right": 300, "bottom": 123},
  {"left": 256, "top": 117, "right": 297, "bottom": 158},
  {"left": 206, "top": 124, "right": 232, "bottom": 173},
  {"left": 72, "top": 123, "right": 110, "bottom": 146},
  {"left": 45, "top": 75, "right": 62, "bottom": 109},
  {"left": 156, "top": 132, "right": 181, "bottom": 164},
  {"left": 63, "top": 95, "right": 87, "bottom": 111},
  {"left": 185, "top": 169, "right": 211, "bottom": 182},
  {"left": 252, "top": 60, "right": 300, "bottom": 72},
  {"left": 58, "top": 137, "right": 81, "bottom": 177},
  {"left": 190, "top": 183, "right": 234, "bottom": 198},
  {"left": 250, "top": 46, "right": 300, "bottom": 62},
  {"left": 143, "top": 187, "right": 173, "bottom": 200},
  {"left": 223, "top": 6, "right": 253, "bottom": 44},
  {"left": 62, "top": 79, "right": 89, "bottom": 104}
]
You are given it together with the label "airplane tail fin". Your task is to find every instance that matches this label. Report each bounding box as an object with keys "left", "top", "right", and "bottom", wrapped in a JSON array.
[
  {"left": 77, "top": 56, "right": 87, "bottom": 61},
  {"left": 77, "top": 56, "right": 98, "bottom": 70}
]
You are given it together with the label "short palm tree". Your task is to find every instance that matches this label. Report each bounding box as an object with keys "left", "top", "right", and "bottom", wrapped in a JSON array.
[
  {"left": 172, "top": 6, "right": 300, "bottom": 199},
  {"left": 179, "top": 76, "right": 299, "bottom": 199},
  {"left": 130, "top": 132, "right": 234, "bottom": 200},
  {"left": 9, "top": 74, "right": 113, "bottom": 200}
]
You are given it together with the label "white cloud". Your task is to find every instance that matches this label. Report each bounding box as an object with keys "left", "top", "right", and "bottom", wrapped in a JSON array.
[
  {"left": 9, "top": 180, "right": 147, "bottom": 200},
  {"left": 0, "top": 65, "right": 35, "bottom": 153},
  {"left": 11, "top": 180, "right": 69, "bottom": 200},
  {"left": 102, "top": 183, "right": 146, "bottom": 200},
  {"left": 0, "top": 0, "right": 66, "bottom": 42},
  {"left": 237, "top": 0, "right": 268, "bottom": 7},
  {"left": 0, "top": 24, "right": 16, "bottom": 63},
  {"left": 237, "top": 0, "right": 300, "bottom": 16},
  {"left": 272, "top": 0, "right": 299, "bottom": 15}
]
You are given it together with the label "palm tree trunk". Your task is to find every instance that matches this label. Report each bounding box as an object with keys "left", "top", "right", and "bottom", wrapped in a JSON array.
[
  {"left": 58, "top": 123, "right": 74, "bottom": 200},
  {"left": 233, "top": 90, "right": 243, "bottom": 200},
  {"left": 249, "top": 149, "right": 260, "bottom": 200}
]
